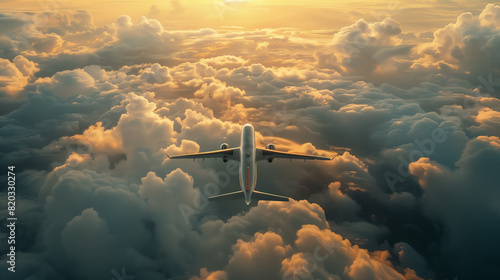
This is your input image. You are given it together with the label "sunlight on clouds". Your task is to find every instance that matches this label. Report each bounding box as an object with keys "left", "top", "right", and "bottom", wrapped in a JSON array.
[
  {"left": 0, "top": 56, "right": 38, "bottom": 94},
  {"left": 1, "top": 2, "right": 500, "bottom": 280}
]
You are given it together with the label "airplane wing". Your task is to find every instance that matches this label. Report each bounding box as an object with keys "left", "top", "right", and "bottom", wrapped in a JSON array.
[
  {"left": 256, "top": 148, "right": 335, "bottom": 161},
  {"left": 252, "top": 190, "right": 290, "bottom": 201},
  {"left": 167, "top": 147, "right": 240, "bottom": 161}
]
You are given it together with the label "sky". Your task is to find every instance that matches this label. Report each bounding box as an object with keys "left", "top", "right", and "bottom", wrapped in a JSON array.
[{"left": 0, "top": 0, "right": 500, "bottom": 280}]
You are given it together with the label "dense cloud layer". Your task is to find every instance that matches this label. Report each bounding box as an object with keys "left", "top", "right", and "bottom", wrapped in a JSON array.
[{"left": 1, "top": 4, "right": 500, "bottom": 280}]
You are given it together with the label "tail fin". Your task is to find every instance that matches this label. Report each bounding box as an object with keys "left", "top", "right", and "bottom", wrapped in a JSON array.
[
  {"left": 252, "top": 190, "right": 290, "bottom": 202},
  {"left": 208, "top": 190, "right": 244, "bottom": 201}
]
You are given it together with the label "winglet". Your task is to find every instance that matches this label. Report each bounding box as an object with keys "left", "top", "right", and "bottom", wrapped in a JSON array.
[{"left": 165, "top": 153, "right": 171, "bottom": 159}]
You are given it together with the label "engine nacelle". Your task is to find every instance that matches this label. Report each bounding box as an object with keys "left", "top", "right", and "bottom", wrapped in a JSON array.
[
  {"left": 266, "top": 144, "right": 275, "bottom": 163},
  {"left": 220, "top": 143, "right": 229, "bottom": 162}
]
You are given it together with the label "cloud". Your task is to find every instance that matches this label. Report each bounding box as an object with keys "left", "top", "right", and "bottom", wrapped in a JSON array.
[
  {"left": 471, "top": 107, "right": 500, "bottom": 136},
  {"left": 139, "top": 63, "right": 173, "bottom": 84},
  {"left": 310, "top": 182, "right": 359, "bottom": 221},
  {"left": 189, "top": 268, "right": 227, "bottom": 280},
  {"left": 30, "top": 33, "right": 64, "bottom": 53},
  {"left": 72, "top": 10, "right": 93, "bottom": 28},
  {"left": 314, "top": 4, "right": 500, "bottom": 88},
  {"left": 415, "top": 4, "right": 500, "bottom": 84},
  {"left": 0, "top": 13, "right": 27, "bottom": 35},
  {"left": 193, "top": 80, "right": 248, "bottom": 117},
  {"left": 227, "top": 232, "right": 289, "bottom": 280},
  {"left": 35, "top": 68, "right": 97, "bottom": 98},
  {"left": 315, "top": 17, "right": 413, "bottom": 81},
  {"left": 409, "top": 136, "right": 500, "bottom": 279},
  {"left": 256, "top": 41, "right": 269, "bottom": 53},
  {"left": 201, "top": 55, "right": 247, "bottom": 68},
  {"left": 282, "top": 224, "right": 409, "bottom": 280},
  {"left": 394, "top": 242, "right": 434, "bottom": 279},
  {"left": 170, "top": 0, "right": 186, "bottom": 14},
  {"left": 61, "top": 208, "right": 117, "bottom": 279},
  {"left": 0, "top": 55, "right": 38, "bottom": 94}
]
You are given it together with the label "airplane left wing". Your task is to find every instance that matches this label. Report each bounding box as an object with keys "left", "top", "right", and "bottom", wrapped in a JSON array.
[
  {"left": 167, "top": 147, "right": 240, "bottom": 161},
  {"left": 256, "top": 149, "right": 335, "bottom": 161}
]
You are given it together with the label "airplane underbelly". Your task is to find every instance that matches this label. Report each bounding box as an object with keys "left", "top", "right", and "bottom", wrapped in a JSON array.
[
  {"left": 239, "top": 157, "right": 256, "bottom": 193},
  {"left": 246, "top": 167, "right": 250, "bottom": 191}
]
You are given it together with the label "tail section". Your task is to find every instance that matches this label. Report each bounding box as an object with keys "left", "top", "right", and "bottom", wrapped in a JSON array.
[
  {"left": 208, "top": 190, "right": 290, "bottom": 203},
  {"left": 208, "top": 190, "right": 244, "bottom": 201},
  {"left": 252, "top": 190, "right": 290, "bottom": 202}
]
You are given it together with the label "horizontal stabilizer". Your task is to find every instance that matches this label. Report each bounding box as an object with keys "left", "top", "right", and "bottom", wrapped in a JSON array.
[
  {"left": 208, "top": 190, "right": 244, "bottom": 201},
  {"left": 252, "top": 190, "right": 290, "bottom": 202}
]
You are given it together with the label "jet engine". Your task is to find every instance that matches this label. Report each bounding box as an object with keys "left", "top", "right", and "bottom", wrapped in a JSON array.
[
  {"left": 220, "top": 143, "right": 229, "bottom": 162},
  {"left": 266, "top": 143, "right": 275, "bottom": 163}
]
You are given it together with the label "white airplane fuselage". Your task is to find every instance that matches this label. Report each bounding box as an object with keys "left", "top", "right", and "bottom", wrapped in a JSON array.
[{"left": 239, "top": 123, "right": 257, "bottom": 204}]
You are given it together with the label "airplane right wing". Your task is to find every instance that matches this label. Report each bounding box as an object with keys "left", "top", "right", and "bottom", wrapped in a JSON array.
[
  {"left": 252, "top": 190, "right": 290, "bottom": 201},
  {"left": 167, "top": 147, "right": 240, "bottom": 161},
  {"left": 256, "top": 149, "right": 335, "bottom": 161}
]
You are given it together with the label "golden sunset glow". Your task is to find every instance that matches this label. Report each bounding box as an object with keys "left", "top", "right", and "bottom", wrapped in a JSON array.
[{"left": 0, "top": 0, "right": 491, "bottom": 31}]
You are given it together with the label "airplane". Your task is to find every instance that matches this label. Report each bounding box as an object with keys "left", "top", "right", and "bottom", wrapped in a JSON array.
[{"left": 167, "top": 123, "right": 335, "bottom": 205}]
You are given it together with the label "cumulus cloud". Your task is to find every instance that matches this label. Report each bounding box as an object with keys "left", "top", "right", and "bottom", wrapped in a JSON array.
[
  {"left": 314, "top": 17, "right": 414, "bottom": 84},
  {"left": 0, "top": 55, "right": 38, "bottom": 94},
  {"left": 72, "top": 10, "right": 93, "bottom": 28},
  {"left": 415, "top": 4, "right": 500, "bottom": 85},
  {"left": 409, "top": 136, "right": 500, "bottom": 279},
  {"left": 227, "top": 231, "right": 289, "bottom": 280},
  {"left": 193, "top": 80, "right": 248, "bottom": 116},
  {"left": 282, "top": 224, "right": 409, "bottom": 280},
  {"left": 35, "top": 68, "right": 97, "bottom": 98},
  {"left": 256, "top": 41, "right": 269, "bottom": 53}
]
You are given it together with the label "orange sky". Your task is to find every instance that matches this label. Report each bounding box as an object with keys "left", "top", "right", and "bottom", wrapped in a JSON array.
[{"left": 0, "top": 0, "right": 492, "bottom": 32}]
